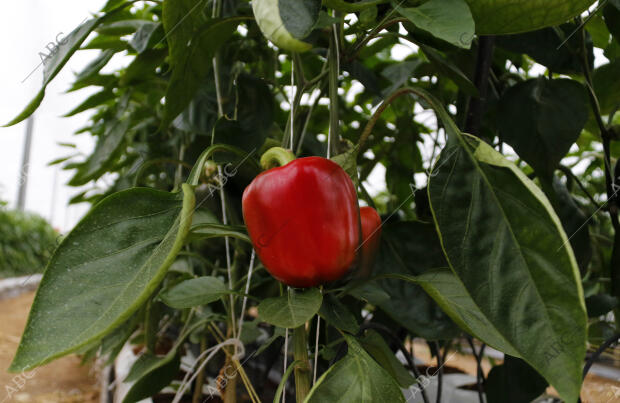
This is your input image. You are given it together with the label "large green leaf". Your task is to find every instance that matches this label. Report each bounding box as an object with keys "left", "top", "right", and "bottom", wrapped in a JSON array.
[
  {"left": 258, "top": 288, "right": 322, "bottom": 328},
  {"left": 9, "top": 185, "right": 195, "bottom": 372},
  {"left": 497, "top": 78, "right": 588, "bottom": 180},
  {"left": 428, "top": 134, "right": 587, "bottom": 402},
  {"left": 464, "top": 0, "right": 596, "bottom": 35},
  {"left": 4, "top": 18, "right": 105, "bottom": 126},
  {"left": 305, "top": 334, "right": 405, "bottom": 403},
  {"left": 395, "top": 0, "right": 475, "bottom": 49}
]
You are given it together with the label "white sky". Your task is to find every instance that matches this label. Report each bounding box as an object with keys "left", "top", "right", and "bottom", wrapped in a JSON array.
[{"left": 0, "top": 1, "right": 107, "bottom": 231}]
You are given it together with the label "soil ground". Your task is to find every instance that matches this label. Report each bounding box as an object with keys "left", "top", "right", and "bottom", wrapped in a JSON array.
[
  {"left": 1, "top": 291, "right": 619, "bottom": 402},
  {"left": 0, "top": 291, "right": 99, "bottom": 403}
]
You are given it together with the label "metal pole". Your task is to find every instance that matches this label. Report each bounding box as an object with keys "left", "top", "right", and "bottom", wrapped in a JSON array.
[{"left": 16, "top": 116, "right": 35, "bottom": 211}]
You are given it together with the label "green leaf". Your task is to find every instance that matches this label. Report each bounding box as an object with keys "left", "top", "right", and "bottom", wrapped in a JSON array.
[
  {"left": 163, "top": 0, "right": 207, "bottom": 65},
  {"left": 604, "top": 2, "right": 620, "bottom": 44},
  {"left": 278, "top": 0, "right": 321, "bottom": 40},
  {"left": 236, "top": 74, "right": 275, "bottom": 138},
  {"left": 428, "top": 134, "right": 587, "bottom": 402},
  {"left": 98, "top": 19, "right": 150, "bottom": 35},
  {"left": 72, "top": 49, "right": 116, "bottom": 85},
  {"left": 122, "top": 316, "right": 209, "bottom": 402},
  {"left": 394, "top": 0, "right": 475, "bottom": 49},
  {"left": 485, "top": 356, "right": 548, "bottom": 403},
  {"left": 496, "top": 25, "right": 594, "bottom": 75},
  {"left": 331, "top": 143, "right": 359, "bottom": 186},
  {"left": 258, "top": 288, "right": 323, "bottom": 328},
  {"left": 410, "top": 269, "right": 521, "bottom": 356},
  {"left": 130, "top": 21, "right": 162, "bottom": 53},
  {"left": 465, "top": 0, "right": 596, "bottom": 35},
  {"left": 68, "top": 118, "right": 131, "bottom": 186},
  {"left": 347, "top": 283, "right": 390, "bottom": 306},
  {"left": 159, "top": 276, "right": 230, "bottom": 309},
  {"left": 100, "top": 314, "right": 141, "bottom": 364},
  {"left": 586, "top": 294, "right": 619, "bottom": 317},
  {"left": 161, "top": 17, "right": 242, "bottom": 128},
  {"left": 374, "top": 222, "right": 460, "bottom": 340},
  {"left": 551, "top": 177, "right": 592, "bottom": 272},
  {"left": 252, "top": 0, "right": 316, "bottom": 52},
  {"left": 5, "top": 18, "right": 105, "bottom": 126},
  {"left": 319, "top": 294, "right": 359, "bottom": 334},
  {"left": 358, "top": 330, "right": 415, "bottom": 388},
  {"left": 306, "top": 334, "right": 405, "bottom": 403},
  {"left": 419, "top": 46, "right": 478, "bottom": 96},
  {"left": 9, "top": 185, "right": 195, "bottom": 372},
  {"left": 593, "top": 60, "right": 620, "bottom": 115},
  {"left": 63, "top": 88, "right": 115, "bottom": 117},
  {"left": 497, "top": 78, "right": 588, "bottom": 179},
  {"left": 189, "top": 223, "right": 251, "bottom": 243},
  {"left": 122, "top": 353, "right": 181, "bottom": 403},
  {"left": 212, "top": 118, "right": 267, "bottom": 155}
]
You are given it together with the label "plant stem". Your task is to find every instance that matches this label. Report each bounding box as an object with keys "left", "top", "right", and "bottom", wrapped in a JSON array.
[
  {"left": 433, "top": 342, "right": 443, "bottom": 403},
  {"left": 192, "top": 335, "right": 207, "bottom": 403},
  {"left": 577, "top": 20, "right": 620, "bottom": 297},
  {"left": 464, "top": 36, "right": 495, "bottom": 136},
  {"left": 328, "top": 23, "right": 340, "bottom": 158},
  {"left": 260, "top": 147, "right": 296, "bottom": 169},
  {"left": 293, "top": 325, "right": 311, "bottom": 403},
  {"left": 466, "top": 337, "right": 486, "bottom": 403}
]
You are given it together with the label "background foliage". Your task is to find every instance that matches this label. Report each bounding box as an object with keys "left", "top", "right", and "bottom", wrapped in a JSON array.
[
  {"left": 5, "top": 0, "right": 620, "bottom": 402},
  {"left": 0, "top": 201, "right": 57, "bottom": 278}
]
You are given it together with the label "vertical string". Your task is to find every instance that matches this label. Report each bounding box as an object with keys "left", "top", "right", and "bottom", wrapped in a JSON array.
[
  {"left": 282, "top": 326, "right": 290, "bottom": 403},
  {"left": 236, "top": 249, "right": 256, "bottom": 340},
  {"left": 313, "top": 315, "right": 321, "bottom": 384},
  {"left": 219, "top": 168, "right": 236, "bottom": 341},
  {"left": 290, "top": 55, "right": 296, "bottom": 151}
]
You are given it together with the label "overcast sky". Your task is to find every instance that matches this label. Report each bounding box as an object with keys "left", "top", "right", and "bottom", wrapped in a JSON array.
[{"left": 0, "top": 1, "right": 108, "bottom": 231}]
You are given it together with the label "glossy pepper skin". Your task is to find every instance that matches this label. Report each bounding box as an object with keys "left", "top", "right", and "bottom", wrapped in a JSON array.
[
  {"left": 242, "top": 156, "right": 360, "bottom": 287},
  {"left": 358, "top": 206, "right": 382, "bottom": 277}
]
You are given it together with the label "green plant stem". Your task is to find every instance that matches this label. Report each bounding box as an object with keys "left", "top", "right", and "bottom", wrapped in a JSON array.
[
  {"left": 358, "top": 87, "right": 418, "bottom": 151},
  {"left": 144, "top": 298, "right": 156, "bottom": 353},
  {"left": 192, "top": 335, "right": 207, "bottom": 403},
  {"left": 261, "top": 147, "right": 296, "bottom": 169},
  {"left": 293, "top": 325, "right": 311, "bottom": 403},
  {"left": 578, "top": 20, "right": 620, "bottom": 298}
]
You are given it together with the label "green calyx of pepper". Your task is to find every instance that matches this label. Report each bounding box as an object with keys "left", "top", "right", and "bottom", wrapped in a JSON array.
[{"left": 260, "top": 147, "right": 296, "bottom": 170}]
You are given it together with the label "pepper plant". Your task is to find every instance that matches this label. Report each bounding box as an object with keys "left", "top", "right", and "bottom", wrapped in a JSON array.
[{"left": 5, "top": 0, "right": 620, "bottom": 402}]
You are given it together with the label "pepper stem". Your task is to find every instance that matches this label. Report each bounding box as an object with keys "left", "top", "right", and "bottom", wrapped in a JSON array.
[
  {"left": 293, "top": 324, "right": 311, "bottom": 402},
  {"left": 260, "top": 147, "right": 295, "bottom": 170}
]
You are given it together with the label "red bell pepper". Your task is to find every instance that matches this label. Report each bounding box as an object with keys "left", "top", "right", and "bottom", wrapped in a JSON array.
[
  {"left": 242, "top": 148, "right": 360, "bottom": 287},
  {"left": 358, "top": 206, "right": 382, "bottom": 277}
]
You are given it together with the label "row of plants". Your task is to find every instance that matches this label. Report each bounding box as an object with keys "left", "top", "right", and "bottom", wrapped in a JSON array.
[{"left": 0, "top": 200, "right": 57, "bottom": 278}]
